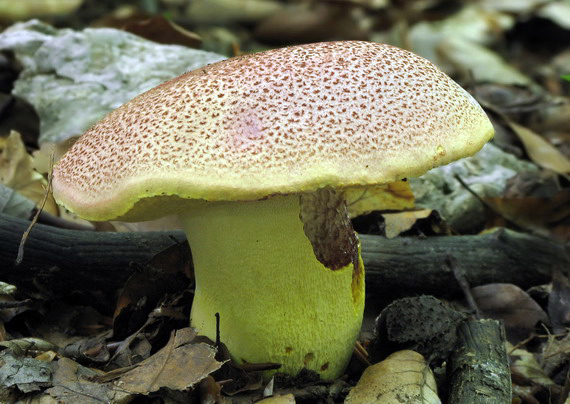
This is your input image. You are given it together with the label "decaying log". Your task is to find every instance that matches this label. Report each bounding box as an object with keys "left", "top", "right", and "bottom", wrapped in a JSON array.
[{"left": 0, "top": 213, "right": 567, "bottom": 299}]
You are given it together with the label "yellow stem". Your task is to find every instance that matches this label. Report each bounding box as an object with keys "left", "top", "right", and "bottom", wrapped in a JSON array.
[{"left": 179, "top": 193, "right": 365, "bottom": 379}]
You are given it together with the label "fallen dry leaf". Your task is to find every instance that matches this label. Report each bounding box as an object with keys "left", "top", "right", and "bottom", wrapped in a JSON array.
[
  {"left": 485, "top": 189, "right": 570, "bottom": 241},
  {"left": 32, "top": 138, "right": 76, "bottom": 175},
  {"left": 382, "top": 209, "right": 432, "bottom": 239},
  {"left": 116, "top": 327, "right": 225, "bottom": 394},
  {"left": 509, "top": 122, "right": 570, "bottom": 176},
  {"left": 541, "top": 332, "right": 570, "bottom": 377},
  {"left": 257, "top": 393, "right": 296, "bottom": 403},
  {"left": 122, "top": 15, "right": 202, "bottom": 48},
  {"left": 0, "top": 131, "right": 58, "bottom": 215},
  {"left": 345, "top": 350, "right": 440, "bottom": 404},
  {"left": 508, "top": 343, "right": 555, "bottom": 387},
  {"left": 346, "top": 180, "right": 415, "bottom": 218},
  {"left": 46, "top": 357, "right": 131, "bottom": 404},
  {"left": 471, "top": 283, "right": 550, "bottom": 343}
]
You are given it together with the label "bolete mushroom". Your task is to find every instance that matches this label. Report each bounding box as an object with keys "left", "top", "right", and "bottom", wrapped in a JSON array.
[{"left": 52, "top": 41, "right": 494, "bottom": 379}]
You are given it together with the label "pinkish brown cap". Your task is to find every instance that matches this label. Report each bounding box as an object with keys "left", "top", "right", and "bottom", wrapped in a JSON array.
[{"left": 53, "top": 41, "right": 494, "bottom": 221}]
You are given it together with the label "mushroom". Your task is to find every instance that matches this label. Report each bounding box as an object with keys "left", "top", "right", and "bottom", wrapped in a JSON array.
[{"left": 52, "top": 41, "right": 494, "bottom": 379}]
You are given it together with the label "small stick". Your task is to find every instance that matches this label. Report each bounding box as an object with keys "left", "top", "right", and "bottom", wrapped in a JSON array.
[
  {"left": 0, "top": 299, "right": 32, "bottom": 308},
  {"left": 447, "top": 255, "right": 480, "bottom": 318},
  {"left": 16, "top": 147, "right": 55, "bottom": 265}
]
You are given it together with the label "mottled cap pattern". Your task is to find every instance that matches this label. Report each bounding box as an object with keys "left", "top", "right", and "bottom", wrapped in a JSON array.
[{"left": 53, "top": 41, "right": 494, "bottom": 221}]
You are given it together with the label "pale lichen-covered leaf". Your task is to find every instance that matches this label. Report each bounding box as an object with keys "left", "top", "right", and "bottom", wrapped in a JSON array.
[
  {"left": 0, "top": 183, "right": 35, "bottom": 218},
  {"left": 0, "top": 20, "right": 225, "bottom": 143},
  {"left": 46, "top": 357, "right": 132, "bottom": 404},
  {"left": 0, "top": 350, "right": 52, "bottom": 393},
  {"left": 116, "top": 328, "right": 224, "bottom": 394},
  {"left": 0, "top": 131, "right": 58, "bottom": 215},
  {"left": 346, "top": 181, "right": 415, "bottom": 218},
  {"left": 345, "top": 350, "right": 440, "bottom": 404}
]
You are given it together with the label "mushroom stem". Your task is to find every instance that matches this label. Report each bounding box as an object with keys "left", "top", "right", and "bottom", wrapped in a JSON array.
[{"left": 179, "top": 193, "right": 365, "bottom": 379}]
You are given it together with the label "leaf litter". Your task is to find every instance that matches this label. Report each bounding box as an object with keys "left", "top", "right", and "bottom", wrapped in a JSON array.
[{"left": 1, "top": 1, "right": 570, "bottom": 403}]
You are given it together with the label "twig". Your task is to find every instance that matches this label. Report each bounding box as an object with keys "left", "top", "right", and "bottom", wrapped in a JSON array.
[
  {"left": 0, "top": 299, "right": 32, "bottom": 308},
  {"left": 16, "top": 147, "right": 55, "bottom": 265},
  {"left": 447, "top": 255, "right": 480, "bottom": 318}
]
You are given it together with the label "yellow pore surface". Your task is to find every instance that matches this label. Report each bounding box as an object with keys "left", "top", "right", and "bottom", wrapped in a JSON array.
[{"left": 180, "top": 193, "right": 365, "bottom": 379}]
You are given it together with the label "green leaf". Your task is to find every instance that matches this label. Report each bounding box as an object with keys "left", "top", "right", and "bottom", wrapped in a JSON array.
[{"left": 562, "top": 75, "right": 570, "bottom": 82}]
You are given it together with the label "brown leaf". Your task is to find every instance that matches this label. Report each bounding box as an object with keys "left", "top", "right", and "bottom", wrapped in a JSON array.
[
  {"left": 485, "top": 189, "right": 570, "bottom": 241},
  {"left": 123, "top": 16, "right": 202, "bottom": 48},
  {"left": 471, "top": 283, "right": 550, "bottom": 342},
  {"left": 116, "top": 328, "right": 224, "bottom": 394}
]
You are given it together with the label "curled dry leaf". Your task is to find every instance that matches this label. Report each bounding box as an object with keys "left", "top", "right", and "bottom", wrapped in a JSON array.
[
  {"left": 345, "top": 350, "right": 440, "bottom": 404},
  {"left": 0, "top": 131, "right": 58, "bottom": 215},
  {"left": 346, "top": 180, "right": 415, "bottom": 218},
  {"left": 382, "top": 209, "right": 432, "bottom": 239},
  {"left": 471, "top": 283, "right": 550, "bottom": 343}
]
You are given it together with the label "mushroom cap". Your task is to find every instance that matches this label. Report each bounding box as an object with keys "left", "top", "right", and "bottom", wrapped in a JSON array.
[{"left": 53, "top": 41, "right": 494, "bottom": 221}]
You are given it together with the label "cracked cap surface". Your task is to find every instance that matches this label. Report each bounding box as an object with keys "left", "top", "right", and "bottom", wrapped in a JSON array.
[{"left": 53, "top": 41, "right": 494, "bottom": 221}]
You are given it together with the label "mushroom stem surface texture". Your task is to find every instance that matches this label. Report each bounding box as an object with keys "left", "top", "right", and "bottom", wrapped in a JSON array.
[{"left": 179, "top": 193, "right": 365, "bottom": 379}]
